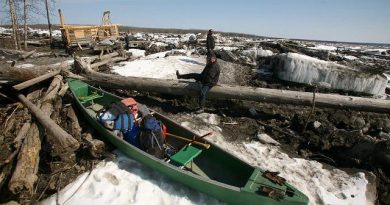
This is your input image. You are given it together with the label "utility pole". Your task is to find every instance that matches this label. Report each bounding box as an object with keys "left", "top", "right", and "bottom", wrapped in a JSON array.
[
  {"left": 44, "top": 0, "right": 53, "bottom": 47},
  {"left": 23, "top": 0, "right": 28, "bottom": 50},
  {"left": 8, "top": 0, "right": 19, "bottom": 50}
]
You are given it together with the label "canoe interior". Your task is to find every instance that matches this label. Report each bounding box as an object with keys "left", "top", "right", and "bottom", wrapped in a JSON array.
[
  {"left": 69, "top": 79, "right": 253, "bottom": 187},
  {"left": 68, "top": 79, "right": 309, "bottom": 205}
]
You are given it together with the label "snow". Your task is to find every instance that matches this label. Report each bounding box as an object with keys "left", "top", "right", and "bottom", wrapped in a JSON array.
[
  {"left": 113, "top": 51, "right": 205, "bottom": 80},
  {"left": 310, "top": 45, "right": 338, "bottom": 51},
  {"left": 42, "top": 51, "right": 376, "bottom": 205},
  {"left": 40, "top": 152, "right": 223, "bottom": 205},
  {"left": 180, "top": 34, "right": 197, "bottom": 42},
  {"left": 15, "top": 63, "right": 34, "bottom": 68},
  {"left": 126, "top": 49, "right": 146, "bottom": 58},
  {"left": 28, "top": 28, "right": 62, "bottom": 38},
  {"left": 273, "top": 53, "right": 388, "bottom": 95},
  {"left": 0, "top": 27, "right": 12, "bottom": 35},
  {"left": 241, "top": 47, "right": 274, "bottom": 59},
  {"left": 344, "top": 55, "right": 358, "bottom": 60}
]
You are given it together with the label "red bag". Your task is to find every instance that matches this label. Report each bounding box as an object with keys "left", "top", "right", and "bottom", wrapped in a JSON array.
[{"left": 121, "top": 98, "right": 139, "bottom": 118}]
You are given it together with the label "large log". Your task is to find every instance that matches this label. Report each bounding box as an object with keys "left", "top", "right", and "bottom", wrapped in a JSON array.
[
  {"left": 90, "top": 56, "right": 127, "bottom": 69},
  {"left": 16, "top": 94, "right": 79, "bottom": 153},
  {"left": 74, "top": 57, "right": 390, "bottom": 113},
  {"left": 7, "top": 90, "right": 42, "bottom": 194},
  {"left": 12, "top": 69, "right": 61, "bottom": 91},
  {"left": 89, "top": 51, "right": 120, "bottom": 62},
  {"left": 0, "top": 61, "right": 72, "bottom": 82},
  {"left": 8, "top": 121, "right": 40, "bottom": 194}
]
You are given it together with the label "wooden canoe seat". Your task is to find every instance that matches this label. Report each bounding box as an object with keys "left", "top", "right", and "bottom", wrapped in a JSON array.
[{"left": 170, "top": 145, "right": 203, "bottom": 167}]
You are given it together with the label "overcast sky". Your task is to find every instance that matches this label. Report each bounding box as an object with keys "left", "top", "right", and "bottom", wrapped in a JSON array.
[{"left": 2, "top": 0, "right": 390, "bottom": 44}]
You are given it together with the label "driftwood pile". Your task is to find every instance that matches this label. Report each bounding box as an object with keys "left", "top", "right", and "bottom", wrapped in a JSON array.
[{"left": 0, "top": 69, "right": 105, "bottom": 204}]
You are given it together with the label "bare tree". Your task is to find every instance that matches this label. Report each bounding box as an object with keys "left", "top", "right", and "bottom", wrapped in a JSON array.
[
  {"left": 8, "top": 0, "right": 19, "bottom": 49},
  {"left": 44, "top": 0, "right": 52, "bottom": 46},
  {"left": 23, "top": 0, "right": 27, "bottom": 50}
]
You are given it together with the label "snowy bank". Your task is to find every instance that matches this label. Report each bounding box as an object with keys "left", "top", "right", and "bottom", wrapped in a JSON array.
[
  {"left": 40, "top": 152, "right": 223, "bottom": 205},
  {"left": 273, "top": 53, "right": 387, "bottom": 95}
]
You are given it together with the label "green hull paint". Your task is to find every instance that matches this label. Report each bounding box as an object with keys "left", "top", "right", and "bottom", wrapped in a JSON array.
[{"left": 67, "top": 79, "right": 309, "bottom": 205}]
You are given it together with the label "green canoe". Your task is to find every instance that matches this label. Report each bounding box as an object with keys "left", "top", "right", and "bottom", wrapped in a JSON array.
[{"left": 68, "top": 79, "right": 309, "bottom": 205}]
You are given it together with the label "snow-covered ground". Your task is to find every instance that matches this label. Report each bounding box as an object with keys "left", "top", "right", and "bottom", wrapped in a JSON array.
[
  {"left": 42, "top": 51, "right": 376, "bottom": 205},
  {"left": 114, "top": 50, "right": 204, "bottom": 80}
]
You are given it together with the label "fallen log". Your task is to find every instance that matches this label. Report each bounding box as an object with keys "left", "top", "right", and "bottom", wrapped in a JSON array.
[
  {"left": 19, "top": 49, "right": 36, "bottom": 60},
  {"left": 8, "top": 120, "right": 40, "bottom": 194},
  {"left": 89, "top": 51, "right": 120, "bottom": 62},
  {"left": 90, "top": 56, "right": 127, "bottom": 69},
  {"left": 83, "top": 133, "right": 105, "bottom": 158},
  {"left": 73, "top": 56, "right": 390, "bottom": 113},
  {"left": 16, "top": 92, "right": 79, "bottom": 155},
  {"left": 65, "top": 105, "right": 82, "bottom": 141},
  {"left": 13, "top": 122, "right": 31, "bottom": 149},
  {"left": 6, "top": 90, "right": 42, "bottom": 193},
  {"left": 12, "top": 69, "right": 61, "bottom": 91},
  {"left": 44, "top": 76, "right": 78, "bottom": 158},
  {"left": 0, "top": 61, "right": 72, "bottom": 82}
]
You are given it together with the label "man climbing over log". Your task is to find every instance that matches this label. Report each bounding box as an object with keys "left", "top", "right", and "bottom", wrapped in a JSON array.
[{"left": 176, "top": 52, "right": 220, "bottom": 113}]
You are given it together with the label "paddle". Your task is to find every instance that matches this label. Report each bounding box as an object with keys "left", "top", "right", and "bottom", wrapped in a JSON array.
[
  {"left": 166, "top": 132, "right": 211, "bottom": 149},
  {"left": 187, "top": 131, "right": 213, "bottom": 145}
]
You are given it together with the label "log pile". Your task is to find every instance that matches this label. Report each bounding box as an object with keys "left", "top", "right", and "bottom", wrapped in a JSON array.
[{"left": 0, "top": 67, "right": 106, "bottom": 203}]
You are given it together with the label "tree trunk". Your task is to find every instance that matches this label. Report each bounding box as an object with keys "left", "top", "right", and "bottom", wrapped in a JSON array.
[
  {"left": 12, "top": 68, "right": 61, "bottom": 91},
  {"left": 90, "top": 56, "right": 127, "bottom": 69},
  {"left": 23, "top": 0, "right": 28, "bottom": 50},
  {"left": 74, "top": 57, "right": 390, "bottom": 113},
  {"left": 19, "top": 49, "right": 36, "bottom": 60},
  {"left": 8, "top": 121, "right": 40, "bottom": 194},
  {"left": 8, "top": 0, "right": 19, "bottom": 50},
  {"left": 7, "top": 90, "right": 43, "bottom": 194},
  {"left": 44, "top": 0, "right": 52, "bottom": 46},
  {"left": 0, "top": 61, "right": 71, "bottom": 82},
  {"left": 16, "top": 91, "right": 80, "bottom": 156}
]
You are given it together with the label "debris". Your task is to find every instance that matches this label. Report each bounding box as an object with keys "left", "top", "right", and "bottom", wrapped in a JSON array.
[{"left": 256, "top": 132, "right": 280, "bottom": 146}]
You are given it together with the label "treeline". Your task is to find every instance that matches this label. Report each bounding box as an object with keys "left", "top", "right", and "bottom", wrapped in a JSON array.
[{"left": 119, "top": 26, "right": 266, "bottom": 39}]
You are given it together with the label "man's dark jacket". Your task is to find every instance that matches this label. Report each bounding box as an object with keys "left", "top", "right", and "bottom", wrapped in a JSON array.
[
  {"left": 201, "top": 61, "right": 220, "bottom": 86},
  {"left": 206, "top": 34, "right": 215, "bottom": 51}
]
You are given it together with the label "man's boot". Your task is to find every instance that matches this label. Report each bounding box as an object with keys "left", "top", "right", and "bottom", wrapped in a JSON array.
[{"left": 176, "top": 70, "right": 181, "bottom": 79}]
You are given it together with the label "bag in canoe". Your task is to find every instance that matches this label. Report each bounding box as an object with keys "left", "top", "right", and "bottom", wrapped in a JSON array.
[
  {"left": 139, "top": 114, "right": 167, "bottom": 159},
  {"left": 97, "top": 101, "right": 136, "bottom": 132}
]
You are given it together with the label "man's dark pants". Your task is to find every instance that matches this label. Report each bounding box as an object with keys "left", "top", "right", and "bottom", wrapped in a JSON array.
[{"left": 178, "top": 73, "right": 211, "bottom": 109}]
